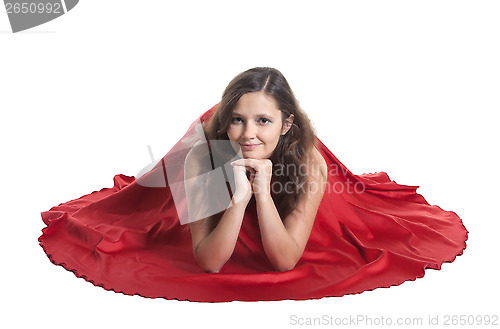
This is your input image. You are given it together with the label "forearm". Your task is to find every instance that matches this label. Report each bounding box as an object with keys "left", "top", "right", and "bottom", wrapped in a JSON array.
[
  {"left": 194, "top": 199, "right": 247, "bottom": 272},
  {"left": 255, "top": 194, "right": 301, "bottom": 271}
]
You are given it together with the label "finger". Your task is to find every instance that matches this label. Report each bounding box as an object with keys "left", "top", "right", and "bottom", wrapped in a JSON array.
[
  {"left": 232, "top": 164, "right": 247, "bottom": 173},
  {"left": 230, "top": 159, "right": 248, "bottom": 167},
  {"left": 230, "top": 158, "right": 260, "bottom": 169}
]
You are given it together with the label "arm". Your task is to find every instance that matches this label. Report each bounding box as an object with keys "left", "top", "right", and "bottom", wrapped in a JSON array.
[
  {"left": 186, "top": 148, "right": 253, "bottom": 273},
  {"left": 189, "top": 199, "right": 247, "bottom": 273},
  {"left": 234, "top": 149, "right": 327, "bottom": 271}
]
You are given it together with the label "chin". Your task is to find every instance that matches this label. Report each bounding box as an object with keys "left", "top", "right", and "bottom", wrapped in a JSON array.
[
  {"left": 243, "top": 151, "right": 272, "bottom": 160},
  {"left": 242, "top": 152, "right": 260, "bottom": 159}
]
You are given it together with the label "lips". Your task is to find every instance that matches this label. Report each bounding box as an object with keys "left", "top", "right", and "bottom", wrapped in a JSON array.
[{"left": 240, "top": 143, "right": 262, "bottom": 150}]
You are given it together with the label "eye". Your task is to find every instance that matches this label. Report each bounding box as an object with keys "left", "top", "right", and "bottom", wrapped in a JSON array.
[
  {"left": 231, "top": 117, "right": 243, "bottom": 124},
  {"left": 257, "top": 117, "right": 272, "bottom": 125}
]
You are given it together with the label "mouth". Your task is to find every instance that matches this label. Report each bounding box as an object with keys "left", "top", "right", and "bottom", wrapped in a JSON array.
[{"left": 240, "top": 143, "right": 262, "bottom": 150}]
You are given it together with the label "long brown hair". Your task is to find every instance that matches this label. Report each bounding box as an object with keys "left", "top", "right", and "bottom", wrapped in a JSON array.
[{"left": 204, "top": 67, "right": 317, "bottom": 219}]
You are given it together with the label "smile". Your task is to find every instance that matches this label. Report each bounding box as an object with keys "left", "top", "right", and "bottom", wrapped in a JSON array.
[{"left": 240, "top": 143, "right": 262, "bottom": 150}]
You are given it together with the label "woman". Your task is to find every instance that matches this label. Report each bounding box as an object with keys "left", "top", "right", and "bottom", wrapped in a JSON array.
[
  {"left": 185, "top": 67, "right": 327, "bottom": 272},
  {"left": 39, "top": 67, "right": 467, "bottom": 302}
]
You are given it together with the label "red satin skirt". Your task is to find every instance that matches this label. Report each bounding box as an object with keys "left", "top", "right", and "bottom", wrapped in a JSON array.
[{"left": 39, "top": 106, "right": 468, "bottom": 302}]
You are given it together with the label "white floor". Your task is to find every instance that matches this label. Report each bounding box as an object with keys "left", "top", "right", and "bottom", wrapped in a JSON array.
[{"left": 1, "top": 1, "right": 498, "bottom": 328}]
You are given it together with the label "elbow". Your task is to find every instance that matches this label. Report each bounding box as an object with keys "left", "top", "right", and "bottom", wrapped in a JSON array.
[
  {"left": 195, "top": 256, "right": 223, "bottom": 273},
  {"left": 273, "top": 259, "right": 298, "bottom": 272},
  {"left": 199, "top": 263, "right": 221, "bottom": 273},
  {"left": 194, "top": 250, "right": 225, "bottom": 273},
  {"left": 193, "top": 244, "right": 227, "bottom": 273},
  {"left": 270, "top": 248, "right": 302, "bottom": 272},
  {"left": 276, "top": 265, "right": 295, "bottom": 272}
]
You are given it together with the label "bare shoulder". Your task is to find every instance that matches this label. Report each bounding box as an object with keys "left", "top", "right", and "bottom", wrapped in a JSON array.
[
  {"left": 309, "top": 146, "right": 328, "bottom": 181},
  {"left": 288, "top": 146, "right": 327, "bottom": 213},
  {"left": 185, "top": 142, "right": 210, "bottom": 166},
  {"left": 281, "top": 146, "right": 327, "bottom": 246}
]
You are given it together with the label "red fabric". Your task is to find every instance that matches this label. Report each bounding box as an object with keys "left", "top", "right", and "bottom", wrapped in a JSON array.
[{"left": 39, "top": 105, "right": 468, "bottom": 302}]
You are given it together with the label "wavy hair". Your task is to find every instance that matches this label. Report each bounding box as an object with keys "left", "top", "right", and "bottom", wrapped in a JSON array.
[{"left": 204, "top": 67, "right": 317, "bottom": 219}]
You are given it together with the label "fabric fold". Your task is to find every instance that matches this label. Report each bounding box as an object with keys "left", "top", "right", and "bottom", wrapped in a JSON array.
[{"left": 38, "top": 105, "right": 468, "bottom": 302}]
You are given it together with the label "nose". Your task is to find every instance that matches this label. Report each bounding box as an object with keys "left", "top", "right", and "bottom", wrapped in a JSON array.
[{"left": 242, "top": 122, "right": 257, "bottom": 140}]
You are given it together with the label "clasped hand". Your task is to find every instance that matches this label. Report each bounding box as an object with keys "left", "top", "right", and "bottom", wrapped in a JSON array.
[{"left": 230, "top": 158, "right": 272, "bottom": 204}]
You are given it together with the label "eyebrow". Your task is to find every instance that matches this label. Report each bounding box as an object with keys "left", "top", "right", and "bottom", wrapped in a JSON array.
[{"left": 232, "top": 112, "right": 273, "bottom": 118}]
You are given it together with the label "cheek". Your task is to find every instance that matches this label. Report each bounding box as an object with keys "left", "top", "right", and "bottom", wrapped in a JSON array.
[
  {"left": 226, "top": 126, "right": 238, "bottom": 140},
  {"left": 261, "top": 128, "right": 282, "bottom": 144}
]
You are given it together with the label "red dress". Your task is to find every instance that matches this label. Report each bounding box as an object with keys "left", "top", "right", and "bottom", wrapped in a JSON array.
[{"left": 39, "top": 105, "right": 468, "bottom": 302}]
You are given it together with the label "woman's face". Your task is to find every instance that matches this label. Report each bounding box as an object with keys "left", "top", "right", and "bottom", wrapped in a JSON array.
[{"left": 227, "top": 91, "right": 292, "bottom": 159}]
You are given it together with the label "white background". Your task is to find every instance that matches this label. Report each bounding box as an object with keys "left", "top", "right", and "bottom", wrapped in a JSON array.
[{"left": 1, "top": 1, "right": 499, "bottom": 328}]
